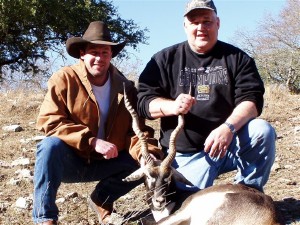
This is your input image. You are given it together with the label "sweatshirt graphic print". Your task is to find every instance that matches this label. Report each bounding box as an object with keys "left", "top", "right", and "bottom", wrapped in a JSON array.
[{"left": 179, "top": 66, "right": 229, "bottom": 101}]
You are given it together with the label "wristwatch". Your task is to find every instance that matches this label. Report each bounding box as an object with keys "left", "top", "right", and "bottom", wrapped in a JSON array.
[{"left": 224, "top": 122, "right": 237, "bottom": 135}]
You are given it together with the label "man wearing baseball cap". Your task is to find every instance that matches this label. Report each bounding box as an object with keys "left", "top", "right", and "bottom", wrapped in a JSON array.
[
  {"left": 33, "top": 21, "right": 162, "bottom": 225},
  {"left": 138, "top": 0, "right": 276, "bottom": 203}
]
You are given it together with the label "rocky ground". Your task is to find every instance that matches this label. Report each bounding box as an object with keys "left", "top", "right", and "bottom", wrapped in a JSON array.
[{"left": 0, "top": 86, "right": 299, "bottom": 224}]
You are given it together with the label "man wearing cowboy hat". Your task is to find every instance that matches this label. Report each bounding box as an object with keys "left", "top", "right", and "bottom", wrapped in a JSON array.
[{"left": 33, "top": 21, "right": 162, "bottom": 225}]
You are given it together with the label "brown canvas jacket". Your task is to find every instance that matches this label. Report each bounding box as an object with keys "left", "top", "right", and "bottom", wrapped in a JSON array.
[{"left": 37, "top": 60, "right": 163, "bottom": 162}]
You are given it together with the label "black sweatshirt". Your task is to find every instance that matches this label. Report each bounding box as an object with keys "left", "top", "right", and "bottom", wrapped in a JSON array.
[{"left": 137, "top": 40, "right": 264, "bottom": 153}]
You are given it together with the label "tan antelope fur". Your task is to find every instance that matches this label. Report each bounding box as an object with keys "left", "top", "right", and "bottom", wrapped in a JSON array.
[
  {"left": 156, "top": 183, "right": 284, "bottom": 225},
  {"left": 122, "top": 84, "right": 284, "bottom": 225}
]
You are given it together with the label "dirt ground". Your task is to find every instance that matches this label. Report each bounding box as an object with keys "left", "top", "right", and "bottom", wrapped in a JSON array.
[{"left": 0, "top": 85, "right": 299, "bottom": 225}]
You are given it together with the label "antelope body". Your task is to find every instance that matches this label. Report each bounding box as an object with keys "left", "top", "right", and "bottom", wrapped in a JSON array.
[
  {"left": 156, "top": 183, "right": 284, "bottom": 225},
  {"left": 122, "top": 84, "right": 284, "bottom": 225}
]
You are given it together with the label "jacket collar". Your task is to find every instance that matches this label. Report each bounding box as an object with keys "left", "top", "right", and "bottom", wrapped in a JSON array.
[{"left": 71, "top": 60, "right": 130, "bottom": 103}]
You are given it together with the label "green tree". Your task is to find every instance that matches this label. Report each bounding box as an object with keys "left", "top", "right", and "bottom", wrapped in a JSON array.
[
  {"left": 233, "top": 0, "right": 300, "bottom": 93},
  {"left": 0, "top": 0, "right": 148, "bottom": 82}
]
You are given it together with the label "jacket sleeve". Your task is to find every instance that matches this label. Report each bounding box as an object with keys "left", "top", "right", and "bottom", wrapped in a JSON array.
[
  {"left": 36, "top": 70, "right": 95, "bottom": 154},
  {"left": 128, "top": 123, "right": 164, "bottom": 162}
]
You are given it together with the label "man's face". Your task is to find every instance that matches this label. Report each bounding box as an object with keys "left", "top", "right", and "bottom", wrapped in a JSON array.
[
  {"left": 184, "top": 9, "right": 220, "bottom": 54},
  {"left": 80, "top": 44, "right": 112, "bottom": 78}
]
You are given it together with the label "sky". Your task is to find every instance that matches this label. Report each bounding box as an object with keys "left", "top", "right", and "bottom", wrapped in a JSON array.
[
  {"left": 111, "top": 0, "right": 286, "bottom": 72},
  {"left": 61, "top": 0, "right": 286, "bottom": 74}
]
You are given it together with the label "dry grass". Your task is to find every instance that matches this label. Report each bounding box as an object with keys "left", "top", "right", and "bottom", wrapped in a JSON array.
[{"left": 0, "top": 85, "right": 299, "bottom": 224}]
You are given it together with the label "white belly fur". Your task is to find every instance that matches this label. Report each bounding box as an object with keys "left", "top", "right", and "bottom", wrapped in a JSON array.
[{"left": 183, "top": 192, "right": 229, "bottom": 225}]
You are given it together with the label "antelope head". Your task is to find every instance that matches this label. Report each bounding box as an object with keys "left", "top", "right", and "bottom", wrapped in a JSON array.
[{"left": 122, "top": 83, "right": 193, "bottom": 213}]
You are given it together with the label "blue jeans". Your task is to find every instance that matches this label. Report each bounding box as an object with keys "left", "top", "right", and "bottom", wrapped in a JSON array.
[
  {"left": 171, "top": 119, "right": 276, "bottom": 193},
  {"left": 32, "top": 136, "right": 140, "bottom": 224}
]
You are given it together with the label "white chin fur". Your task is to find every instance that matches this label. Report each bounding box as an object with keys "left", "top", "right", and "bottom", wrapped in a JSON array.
[{"left": 152, "top": 202, "right": 176, "bottom": 222}]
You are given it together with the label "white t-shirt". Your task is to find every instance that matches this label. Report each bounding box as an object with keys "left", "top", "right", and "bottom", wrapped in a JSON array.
[{"left": 91, "top": 75, "right": 111, "bottom": 139}]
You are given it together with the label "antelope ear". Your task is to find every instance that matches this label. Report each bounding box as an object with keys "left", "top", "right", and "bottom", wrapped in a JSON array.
[
  {"left": 171, "top": 168, "right": 194, "bottom": 186},
  {"left": 122, "top": 167, "right": 145, "bottom": 182}
]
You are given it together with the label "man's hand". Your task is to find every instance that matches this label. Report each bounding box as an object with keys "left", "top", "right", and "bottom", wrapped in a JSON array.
[
  {"left": 173, "top": 93, "right": 196, "bottom": 115},
  {"left": 204, "top": 101, "right": 258, "bottom": 159},
  {"left": 204, "top": 124, "right": 234, "bottom": 159},
  {"left": 149, "top": 94, "right": 195, "bottom": 118},
  {"left": 92, "top": 138, "right": 118, "bottom": 159}
]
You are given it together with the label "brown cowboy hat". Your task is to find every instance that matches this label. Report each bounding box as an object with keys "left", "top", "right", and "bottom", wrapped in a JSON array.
[{"left": 66, "top": 21, "right": 126, "bottom": 58}]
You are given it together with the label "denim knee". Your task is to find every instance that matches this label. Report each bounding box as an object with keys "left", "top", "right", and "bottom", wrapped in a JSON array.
[
  {"left": 36, "top": 136, "right": 66, "bottom": 161},
  {"left": 239, "top": 119, "right": 276, "bottom": 159},
  {"left": 249, "top": 119, "right": 276, "bottom": 157},
  {"left": 249, "top": 119, "right": 276, "bottom": 142}
]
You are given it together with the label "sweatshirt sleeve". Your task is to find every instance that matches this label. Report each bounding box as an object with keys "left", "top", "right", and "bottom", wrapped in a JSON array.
[
  {"left": 233, "top": 53, "right": 265, "bottom": 115},
  {"left": 137, "top": 57, "right": 169, "bottom": 120}
]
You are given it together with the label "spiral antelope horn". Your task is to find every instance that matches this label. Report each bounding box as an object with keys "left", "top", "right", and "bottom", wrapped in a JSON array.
[
  {"left": 161, "top": 114, "right": 184, "bottom": 168},
  {"left": 161, "top": 82, "right": 192, "bottom": 168},
  {"left": 123, "top": 83, "right": 154, "bottom": 166}
]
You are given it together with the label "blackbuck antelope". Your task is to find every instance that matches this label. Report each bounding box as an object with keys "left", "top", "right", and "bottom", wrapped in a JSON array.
[{"left": 122, "top": 84, "right": 284, "bottom": 225}]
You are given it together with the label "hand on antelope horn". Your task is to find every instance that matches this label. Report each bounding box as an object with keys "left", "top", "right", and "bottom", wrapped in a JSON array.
[
  {"left": 173, "top": 93, "right": 196, "bottom": 115},
  {"left": 204, "top": 123, "right": 234, "bottom": 159}
]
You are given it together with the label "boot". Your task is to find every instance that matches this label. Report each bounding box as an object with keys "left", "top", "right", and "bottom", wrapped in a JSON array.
[{"left": 89, "top": 192, "right": 113, "bottom": 224}]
